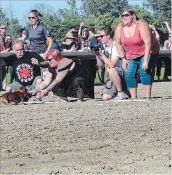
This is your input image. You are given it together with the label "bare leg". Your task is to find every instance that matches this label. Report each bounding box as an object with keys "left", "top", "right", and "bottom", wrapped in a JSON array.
[
  {"left": 35, "top": 79, "right": 42, "bottom": 89},
  {"left": 129, "top": 88, "right": 137, "bottom": 99},
  {"left": 102, "top": 94, "right": 113, "bottom": 101},
  {"left": 108, "top": 68, "right": 122, "bottom": 92},
  {"left": 5, "top": 86, "right": 12, "bottom": 93},
  {"left": 143, "top": 85, "right": 152, "bottom": 98}
]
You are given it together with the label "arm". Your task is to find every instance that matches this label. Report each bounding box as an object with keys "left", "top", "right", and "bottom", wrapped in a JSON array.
[
  {"left": 39, "top": 60, "right": 49, "bottom": 68},
  {"left": 42, "top": 59, "right": 73, "bottom": 94},
  {"left": 115, "top": 24, "right": 125, "bottom": 58},
  {"left": 164, "top": 21, "right": 171, "bottom": 34},
  {"left": 139, "top": 20, "right": 151, "bottom": 63},
  {"left": 42, "top": 25, "right": 53, "bottom": 56},
  {"left": 96, "top": 53, "right": 119, "bottom": 68},
  {"left": 151, "top": 25, "right": 160, "bottom": 41},
  {"left": 31, "top": 52, "right": 49, "bottom": 68},
  {"left": 78, "top": 22, "right": 84, "bottom": 37},
  {"left": 163, "top": 40, "right": 169, "bottom": 50},
  {"left": 154, "top": 30, "right": 160, "bottom": 41},
  {"left": 0, "top": 52, "right": 15, "bottom": 58},
  {"left": 44, "top": 36, "right": 53, "bottom": 56},
  {"left": 96, "top": 55, "right": 105, "bottom": 69},
  {"left": 33, "top": 70, "right": 53, "bottom": 92},
  {"left": 0, "top": 52, "right": 15, "bottom": 66},
  {"left": 46, "top": 68, "right": 69, "bottom": 92}
]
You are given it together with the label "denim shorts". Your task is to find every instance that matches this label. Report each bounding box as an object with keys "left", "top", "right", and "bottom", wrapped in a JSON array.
[{"left": 125, "top": 55, "right": 155, "bottom": 88}]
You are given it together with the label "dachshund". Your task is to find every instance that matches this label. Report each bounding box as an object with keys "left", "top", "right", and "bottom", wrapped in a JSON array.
[{"left": 1, "top": 87, "right": 30, "bottom": 105}]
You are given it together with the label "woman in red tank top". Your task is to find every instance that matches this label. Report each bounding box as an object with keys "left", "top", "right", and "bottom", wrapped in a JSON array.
[{"left": 115, "top": 9, "right": 154, "bottom": 100}]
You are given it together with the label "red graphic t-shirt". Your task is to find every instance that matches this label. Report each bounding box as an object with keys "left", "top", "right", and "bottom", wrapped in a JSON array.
[{"left": 3, "top": 51, "right": 44, "bottom": 86}]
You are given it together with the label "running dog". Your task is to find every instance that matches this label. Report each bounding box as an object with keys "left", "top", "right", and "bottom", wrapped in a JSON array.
[{"left": 1, "top": 87, "right": 30, "bottom": 105}]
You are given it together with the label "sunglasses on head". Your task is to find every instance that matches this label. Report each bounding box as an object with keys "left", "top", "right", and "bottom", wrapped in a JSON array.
[
  {"left": 121, "top": 13, "right": 131, "bottom": 18},
  {"left": 1, "top": 27, "right": 7, "bottom": 29},
  {"left": 28, "top": 17, "right": 36, "bottom": 20}
]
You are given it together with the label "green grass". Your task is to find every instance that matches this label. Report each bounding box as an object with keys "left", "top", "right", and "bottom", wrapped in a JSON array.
[
  {"left": 94, "top": 67, "right": 171, "bottom": 84},
  {"left": 5, "top": 67, "right": 171, "bottom": 85}
]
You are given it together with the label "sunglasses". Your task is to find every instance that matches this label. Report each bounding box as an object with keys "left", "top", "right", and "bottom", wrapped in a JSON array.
[
  {"left": 46, "top": 58, "right": 54, "bottom": 62},
  {"left": 1, "top": 27, "right": 7, "bottom": 29},
  {"left": 28, "top": 17, "right": 36, "bottom": 20},
  {"left": 121, "top": 14, "right": 131, "bottom": 18},
  {"left": 99, "top": 35, "right": 106, "bottom": 38}
]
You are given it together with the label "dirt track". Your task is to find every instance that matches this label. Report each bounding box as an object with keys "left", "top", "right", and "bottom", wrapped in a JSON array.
[{"left": 0, "top": 82, "right": 171, "bottom": 174}]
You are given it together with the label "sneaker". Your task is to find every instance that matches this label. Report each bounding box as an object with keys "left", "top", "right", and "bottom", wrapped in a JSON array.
[{"left": 112, "top": 91, "right": 125, "bottom": 100}]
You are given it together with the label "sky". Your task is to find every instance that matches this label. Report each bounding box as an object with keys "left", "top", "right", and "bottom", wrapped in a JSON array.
[{"left": 0, "top": 0, "right": 144, "bottom": 26}]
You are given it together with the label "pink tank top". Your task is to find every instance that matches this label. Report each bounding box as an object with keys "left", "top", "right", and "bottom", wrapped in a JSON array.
[{"left": 121, "top": 23, "right": 145, "bottom": 59}]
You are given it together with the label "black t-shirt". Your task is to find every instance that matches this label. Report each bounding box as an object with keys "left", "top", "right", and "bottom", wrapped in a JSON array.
[
  {"left": 4, "top": 51, "right": 44, "bottom": 86},
  {"left": 61, "top": 43, "right": 76, "bottom": 50}
]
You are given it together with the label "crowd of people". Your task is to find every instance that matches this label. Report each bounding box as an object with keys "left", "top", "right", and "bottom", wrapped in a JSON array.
[{"left": 0, "top": 8, "right": 171, "bottom": 102}]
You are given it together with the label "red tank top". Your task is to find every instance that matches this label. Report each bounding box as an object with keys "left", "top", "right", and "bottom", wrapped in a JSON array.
[{"left": 121, "top": 23, "right": 145, "bottom": 59}]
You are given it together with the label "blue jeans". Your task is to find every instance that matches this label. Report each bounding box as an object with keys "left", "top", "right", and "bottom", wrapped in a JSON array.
[{"left": 125, "top": 55, "right": 155, "bottom": 88}]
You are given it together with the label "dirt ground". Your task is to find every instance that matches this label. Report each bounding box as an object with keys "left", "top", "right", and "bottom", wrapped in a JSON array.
[{"left": 0, "top": 82, "right": 171, "bottom": 174}]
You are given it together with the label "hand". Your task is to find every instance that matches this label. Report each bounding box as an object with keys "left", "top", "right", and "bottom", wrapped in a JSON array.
[
  {"left": 80, "top": 21, "right": 85, "bottom": 27},
  {"left": 29, "top": 89, "right": 38, "bottom": 96},
  {"left": 1, "top": 48, "right": 10, "bottom": 53},
  {"left": 122, "top": 59, "right": 128, "bottom": 70},
  {"left": 142, "top": 60, "right": 148, "bottom": 71},
  {"left": 71, "top": 47, "right": 77, "bottom": 52},
  {"left": 151, "top": 25, "right": 155, "bottom": 31},
  {"left": 39, "top": 89, "right": 49, "bottom": 97},
  {"left": 94, "top": 50, "right": 101, "bottom": 56},
  {"left": 31, "top": 58, "right": 39, "bottom": 65},
  {"left": 40, "top": 53, "right": 46, "bottom": 59}
]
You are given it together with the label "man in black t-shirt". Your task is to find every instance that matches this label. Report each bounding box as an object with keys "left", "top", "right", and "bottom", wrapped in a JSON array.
[{"left": 0, "top": 40, "right": 47, "bottom": 93}]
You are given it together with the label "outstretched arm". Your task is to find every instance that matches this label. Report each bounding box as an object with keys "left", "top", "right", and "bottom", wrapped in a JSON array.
[
  {"left": 0, "top": 52, "right": 15, "bottom": 58},
  {"left": 46, "top": 68, "right": 69, "bottom": 92},
  {"left": 164, "top": 21, "right": 171, "bottom": 34}
]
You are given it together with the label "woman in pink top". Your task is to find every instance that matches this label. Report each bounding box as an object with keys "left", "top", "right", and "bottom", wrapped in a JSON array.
[{"left": 115, "top": 9, "right": 153, "bottom": 99}]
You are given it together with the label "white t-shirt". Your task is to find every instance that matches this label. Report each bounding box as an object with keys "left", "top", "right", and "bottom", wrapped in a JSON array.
[{"left": 104, "top": 41, "right": 122, "bottom": 69}]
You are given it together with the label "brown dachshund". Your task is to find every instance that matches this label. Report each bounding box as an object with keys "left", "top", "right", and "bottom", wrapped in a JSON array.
[{"left": 1, "top": 87, "right": 30, "bottom": 105}]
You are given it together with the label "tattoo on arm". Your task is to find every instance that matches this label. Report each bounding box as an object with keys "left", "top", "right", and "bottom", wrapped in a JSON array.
[
  {"left": 39, "top": 61, "right": 49, "bottom": 68},
  {"left": 46, "top": 79, "right": 58, "bottom": 92},
  {"left": 46, "top": 69, "right": 69, "bottom": 91},
  {"left": 34, "top": 82, "right": 48, "bottom": 92}
]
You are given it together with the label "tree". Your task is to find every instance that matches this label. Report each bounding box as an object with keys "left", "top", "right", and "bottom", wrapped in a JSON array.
[
  {"left": 0, "top": 8, "right": 21, "bottom": 40},
  {"left": 81, "top": 0, "right": 128, "bottom": 17},
  {"left": 33, "top": 0, "right": 84, "bottom": 42},
  {"left": 146, "top": 0, "right": 171, "bottom": 23},
  {"left": 93, "top": 13, "right": 121, "bottom": 31},
  {"left": 33, "top": 3, "right": 53, "bottom": 16}
]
